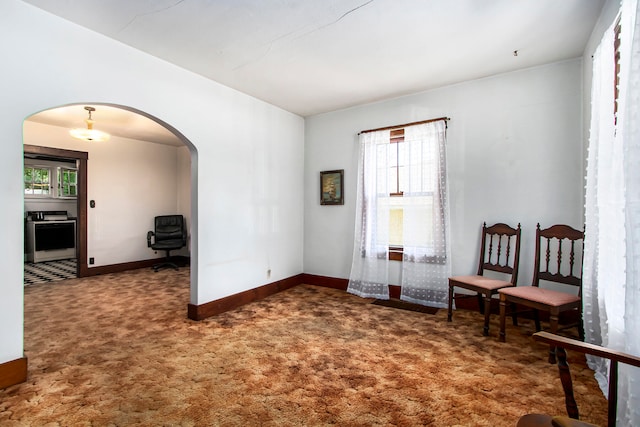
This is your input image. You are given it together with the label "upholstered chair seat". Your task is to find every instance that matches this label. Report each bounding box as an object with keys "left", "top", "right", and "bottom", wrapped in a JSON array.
[{"left": 499, "top": 287, "right": 580, "bottom": 307}]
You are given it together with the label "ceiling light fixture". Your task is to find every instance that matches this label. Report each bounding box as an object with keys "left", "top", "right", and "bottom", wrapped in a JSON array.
[{"left": 69, "top": 106, "right": 110, "bottom": 142}]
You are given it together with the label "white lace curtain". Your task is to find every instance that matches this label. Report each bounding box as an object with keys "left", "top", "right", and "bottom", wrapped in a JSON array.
[
  {"left": 347, "top": 121, "right": 451, "bottom": 307},
  {"left": 400, "top": 121, "right": 451, "bottom": 307},
  {"left": 583, "top": 0, "right": 640, "bottom": 424},
  {"left": 347, "top": 129, "right": 391, "bottom": 299}
]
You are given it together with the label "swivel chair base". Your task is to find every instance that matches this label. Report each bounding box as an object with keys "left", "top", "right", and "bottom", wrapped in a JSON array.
[{"left": 153, "top": 250, "right": 179, "bottom": 272}]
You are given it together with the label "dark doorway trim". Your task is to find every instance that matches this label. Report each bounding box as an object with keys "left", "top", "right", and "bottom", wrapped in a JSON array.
[{"left": 23, "top": 144, "right": 89, "bottom": 278}]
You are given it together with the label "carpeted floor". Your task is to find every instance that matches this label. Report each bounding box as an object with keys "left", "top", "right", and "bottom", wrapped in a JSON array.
[{"left": 1, "top": 268, "right": 607, "bottom": 426}]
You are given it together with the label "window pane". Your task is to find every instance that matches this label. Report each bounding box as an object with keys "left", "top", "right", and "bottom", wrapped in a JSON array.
[
  {"left": 58, "top": 168, "right": 78, "bottom": 197},
  {"left": 378, "top": 196, "right": 405, "bottom": 245},
  {"left": 25, "top": 167, "right": 51, "bottom": 195},
  {"left": 389, "top": 142, "right": 398, "bottom": 165},
  {"left": 376, "top": 143, "right": 389, "bottom": 193},
  {"left": 398, "top": 165, "right": 406, "bottom": 193},
  {"left": 403, "top": 195, "right": 434, "bottom": 247},
  {"left": 389, "top": 207, "right": 403, "bottom": 246},
  {"left": 33, "top": 183, "right": 49, "bottom": 195},
  {"left": 389, "top": 166, "right": 398, "bottom": 191},
  {"left": 396, "top": 142, "right": 405, "bottom": 193}
]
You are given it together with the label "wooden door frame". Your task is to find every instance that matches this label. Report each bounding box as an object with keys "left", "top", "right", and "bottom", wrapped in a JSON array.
[{"left": 23, "top": 144, "right": 89, "bottom": 277}]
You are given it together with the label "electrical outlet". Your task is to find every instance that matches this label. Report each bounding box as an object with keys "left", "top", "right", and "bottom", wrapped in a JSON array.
[
  {"left": 89, "top": 257, "right": 94, "bottom": 265},
  {"left": 267, "top": 269, "right": 271, "bottom": 278}
]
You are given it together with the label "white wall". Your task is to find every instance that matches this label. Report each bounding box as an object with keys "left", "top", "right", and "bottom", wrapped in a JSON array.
[
  {"left": 24, "top": 121, "right": 183, "bottom": 266},
  {"left": 176, "top": 146, "right": 192, "bottom": 258},
  {"left": 0, "top": 0, "right": 304, "bottom": 365},
  {"left": 304, "top": 59, "right": 584, "bottom": 288}
]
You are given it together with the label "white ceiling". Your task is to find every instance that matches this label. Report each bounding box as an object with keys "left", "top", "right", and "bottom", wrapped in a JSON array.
[
  {"left": 27, "top": 104, "right": 184, "bottom": 147},
  {"left": 22, "top": 0, "right": 605, "bottom": 143}
]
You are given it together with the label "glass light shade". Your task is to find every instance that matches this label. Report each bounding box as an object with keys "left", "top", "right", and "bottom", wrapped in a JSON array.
[
  {"left": 69, "top": 119, "right": 110, "bottom": 141},
  {"left": 69, "top": 128, "right": 111, "bottom": 142}
]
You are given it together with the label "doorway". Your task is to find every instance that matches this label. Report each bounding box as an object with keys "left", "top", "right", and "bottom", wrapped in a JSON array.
[
  {"left": 22, "top": 103, "right": 196, "bottom": 291},
  {"left": 23, "top": 144, "right": 87, "bottom": 284}
]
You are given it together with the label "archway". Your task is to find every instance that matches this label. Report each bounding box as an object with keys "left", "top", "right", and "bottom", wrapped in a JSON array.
[{"left": 23, "top": 102, "right": 198, "bottom": 304}]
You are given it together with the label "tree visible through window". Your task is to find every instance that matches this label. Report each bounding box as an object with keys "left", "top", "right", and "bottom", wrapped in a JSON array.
[
  {"left": 24, "top": 165, "right": 78, "bottom": 198},
  {"left": 24, "top": 166, "right": 51, "bottom": 196},
  {"left": 58, "top": 167, "right": 78, "bottom": 197}
]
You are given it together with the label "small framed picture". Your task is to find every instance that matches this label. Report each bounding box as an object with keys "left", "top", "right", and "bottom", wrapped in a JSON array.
[{"left": 320, "top": 169, "right": 344, "bottom": 205}]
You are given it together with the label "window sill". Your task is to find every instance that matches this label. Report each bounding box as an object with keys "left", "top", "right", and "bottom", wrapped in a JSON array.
[
  {"left": 388, "top": 247, "right": 447, "bottom": 264},
  {"left": 24, "top": 195, "right": 77, "bottom": 200}
]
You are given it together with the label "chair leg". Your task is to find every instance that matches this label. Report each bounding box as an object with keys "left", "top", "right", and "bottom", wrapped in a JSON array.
[
  {"left": 483, "top": 293, "right": 492, "bottom": 336},
  {"left": 152, "top": 250, "right": 179, "bottom": 272},
  {"left": 447, "top": 285, "right": 454, "bottom": 322},
  {"left": 499, "top": 295, "right": 507, "bottom": 342},
  {"left": 477, "top": 293, "right": 484, "bottom": 315},
  {"left": 534, "top": 310, "right": 541, "bottom": 332},
  {"left": 510, "top": 302, "right": 518, "bottom": 326},
  {"left": 556, "top": 347, "right": 579, "bottom": 419},
  {"left": 548, "top": 310, "right": 560, "bottom": 364}
]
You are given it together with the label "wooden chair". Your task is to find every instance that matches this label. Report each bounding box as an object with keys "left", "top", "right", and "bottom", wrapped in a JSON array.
[
  {"left": 448, "top": 222, "right": 521, "bottom": 336},
  {"left": 517, "top": 331, "right": 640, "bottom": 427},
  {"left": 499, "top": 224, "right": 584, "bottom": 363}
]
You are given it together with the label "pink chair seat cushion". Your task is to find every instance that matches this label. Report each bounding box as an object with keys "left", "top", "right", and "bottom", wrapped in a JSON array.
[
  {"left": 498, "top": 286, "right": 580, "bottom": 306},
  {"left": 450, "top": 275, "right": 513, "bottom": 291}
]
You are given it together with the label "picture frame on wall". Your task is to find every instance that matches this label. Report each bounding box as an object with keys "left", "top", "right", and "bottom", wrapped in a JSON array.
[{"left": 320, "top": 169, "right": 344, "bottom": 205}]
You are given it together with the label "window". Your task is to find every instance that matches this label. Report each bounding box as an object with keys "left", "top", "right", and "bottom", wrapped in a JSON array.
[
  {"left": 348, "top": 118, "right": 450, "bottom": 305},
  {"left": 24, "top": 166, "right": 51, "bottom": 196},
  {"left": 24, "top": 163, "right": 78, "bottom": 199},
  {"left": 376, "top": 127, "right": 446, "bottom": 262},
  {"left": 58, "top": 167, "right": 78, "bottom": 197}
]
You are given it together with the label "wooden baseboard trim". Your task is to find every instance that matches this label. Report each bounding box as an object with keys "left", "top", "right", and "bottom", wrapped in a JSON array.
[
  {"left": 301, "top": 273, "right": 349, "bottom": 290},
  {"left": 0, "top": 356, "right": 27, "bottom": 389},
  {"left": 187, "top": 274, "right": 304, "bottom": 320},
  {"left": 82, "top": 256, "right": 190, "bottom": 277}
]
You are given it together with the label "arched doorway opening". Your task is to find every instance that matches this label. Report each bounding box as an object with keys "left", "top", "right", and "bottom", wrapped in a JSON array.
[{"left": 22, "top": 102, "right": 198, "bottom": 304}]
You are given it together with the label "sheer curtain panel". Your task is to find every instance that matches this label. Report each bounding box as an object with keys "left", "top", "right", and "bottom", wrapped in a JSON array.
[
  {"left": 583, "top": 0, "right": 640, "bottom": 424},
  {"left": 347, "top": 130, "right": 391, "bottom": 299},
  {"left": 400, "top": 121, "right": 451, "bottom": 307}
]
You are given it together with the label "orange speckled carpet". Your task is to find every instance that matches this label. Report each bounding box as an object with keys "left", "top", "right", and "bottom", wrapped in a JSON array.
[{"left": 1, "top": 268, "right": 607, "bottom": 426}]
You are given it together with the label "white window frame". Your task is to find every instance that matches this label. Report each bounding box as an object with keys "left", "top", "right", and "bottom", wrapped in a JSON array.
[
  {"left": 57, "top": 167, "right": 78, "bottom": 199},
  {"left": 24, "top": 165, "right": 53, "bottom": 198}
]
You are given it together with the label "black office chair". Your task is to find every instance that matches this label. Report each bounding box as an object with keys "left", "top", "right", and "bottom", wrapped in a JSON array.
[{"left": 147, "top": 215, "right": 187, "bottom": 272}]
